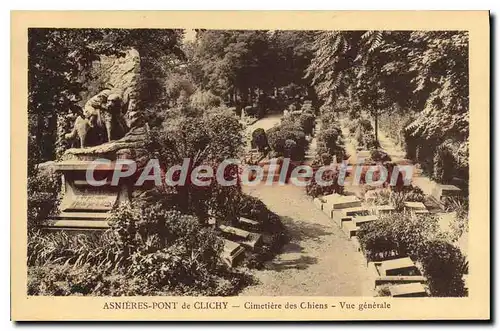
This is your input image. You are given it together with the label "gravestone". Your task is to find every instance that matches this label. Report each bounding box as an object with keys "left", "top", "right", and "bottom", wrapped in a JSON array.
[
  {"left": 389, "top": 283, "right": 427, "bottom": 297},
  {"left": 432, "top": 184, "right": 462, "bottom": 202},
  {"left": 353, "top": 215, "right": 378, "bottom": 226},
  {"left": 381, "top": 257, "right": 419, "bottom": 276},
  {"left": 219, "top": 224, "right": 263, "bottom": 251},
  {"left": 404, "top": 201, "right": 428, "bottom": 212},
  {"left": 323, "top": 194, "right": 362, "bottom": 210},
  {"left": 221, "top": 239, "right": 246, "bottom": 267}
]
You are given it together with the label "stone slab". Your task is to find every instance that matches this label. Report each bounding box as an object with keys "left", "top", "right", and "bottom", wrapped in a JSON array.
[
  {"left": 313, "top": 198, "right": 324, "bottom": 210},
  {"left": 64, "top": 193, "right": 117, "bottom": 212},
  {"left": 381, "top": 257, "right": 419, "bottom": 276},
  {"left": 375, "top": 205, "right": 396, "bottom": 214},
  {"left": 219, "top": 225, "right": 262, "bottom": 251},
  {"left": 389, "top": 283, "right": 427, "bottom": 297},
  {"left": 403, "top": 201, "right": 427, "bottom": 210},
  {"left": 44, "top": 219, "right": 109, "bottom": 229},
  {"left": 432, "top": 184, "right": 462, "bottom": 202},
  {"left": 221, "top": 239, "right": 246, "bottom": 267},
  {"left": 220, "top": 225, "right": 250, "bottom": 239},
  {"left": 375, "top": 275, "right": 427, "bottom": 286},
  {"left": 323, "top": 194, "right": 362, "bottom": 210},
  {"left": 354, "top": 215, "right": 378, "bottom": 226}
]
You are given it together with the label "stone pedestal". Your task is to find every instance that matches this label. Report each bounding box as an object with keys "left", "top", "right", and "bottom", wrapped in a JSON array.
[{"left": 44, "top": 160, "right": 135, "bottom": 230}]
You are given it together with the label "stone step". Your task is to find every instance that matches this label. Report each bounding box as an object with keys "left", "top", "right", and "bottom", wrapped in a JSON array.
[
  {"left": 56, "top": 212, "right": 111, "bottom": 220},
  {"left": 43, "top": 219, "right": 109, "bottom": 229}
]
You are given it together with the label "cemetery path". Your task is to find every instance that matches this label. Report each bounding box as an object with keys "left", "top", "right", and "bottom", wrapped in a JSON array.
[{"left": 240, "top": 184, "right": 374, "bottom": 296}]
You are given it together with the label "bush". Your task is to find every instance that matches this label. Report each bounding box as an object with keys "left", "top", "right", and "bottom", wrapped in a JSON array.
[
  {"left": 305, "top": 168, "right": 345, "bottom": 198},
  {"left": 27, "top": 200, "right": 253, "bottom": 296},
  {"left": 189, "top": 90, "right": 222, "bottom": 110},
  {"left": 299, "top": 112, "right": 315, "bottom": 136},
  {"left": 433, "top": 143, "right": 456, "bottom": 184},
  {"left": 369, "top": 150, "right": 391, "bottom": 163},
  {"left": 418, "top": 239, "right": 468, "bottom": 297},
  {"left": 27, "top": 163, "right": 61, "bottom": 231},
  {"left": 251, "top": 128, "right": 270, "bottom": 153},
  {"left": 316, "top": 127, "right": 345, "bottom": 161},
  {"left": 357, "top": 212, "right": 440, "bottom": 261},
  {"left": 267, "top": 122, "right": 307, "bottom": 161}
]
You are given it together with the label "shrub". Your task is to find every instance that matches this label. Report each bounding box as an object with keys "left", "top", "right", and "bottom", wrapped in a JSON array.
[
  {"left": 316, "top": 128, "right": 345, "bottom": 161},
  {"left": 189, "top": 90, "right": 222, "bottom": 110},
  {"left": 370, "top": 150, "right": 391, "bottom": 163},
  {"left": 251, "top": 128, "right": 270, "bottom": 152},
  {"left": 444, "top": 197, "right": 469, "bottom": 241},
  {"left": 320, "top": 110, "right": 337, "bottom": 128},
  {"left": 433, "top": 143, "right": 456, "bottom": 184},
  {"left": 418, "top": 239, "right": 468, "bottom": 297},
  {"left": 27, "top": 163, "right": 61, "bottom": 231},
  {"left": 267, "top": 122, "right": 307, "bottom": 161},
  {"left": 299, "top": 112, "right": 315, "bottom": 136},
  {"left": 305, "top": 168, "right": 344, "bottom": 198},
  {"left": 357, "top": 212, "right": 439, "bottom": 261}
]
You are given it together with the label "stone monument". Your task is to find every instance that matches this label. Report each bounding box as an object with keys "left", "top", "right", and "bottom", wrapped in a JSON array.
[{"left": 44, "top": 48, "right": 148, "bottom": 231}]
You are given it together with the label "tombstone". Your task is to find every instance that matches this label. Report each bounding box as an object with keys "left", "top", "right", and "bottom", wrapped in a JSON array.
[
  {"left": 219, "top": 225, "right": 263, "bottom": 251},
  {"left": 381, "top": 257, "right": 419, "bottom": 276},
  {"left": 220, "top": 239, "right": 246, "bottom": 267},
  {"left": 353, "top": 215, "right": 378, "bottom": 226},
  {"left": 238, "top": 216, "right": 260, "bottom": 231},
  {"left": 323, "top": 194, "right": 362, "bottom": 211},
  {"left": 44, "top": 159, "right": 139, "bottom": 231},
  {"left": 403, "top": 201, "right": 428, "bottom": 212},
  {"left": 313, "top": 198, "right": 324, "bottom": 210},
  {"left": 45, "top": 114, "right": 149, "bottom": 230},
  {"left": 374, "top": 205, "right": 396, "bottom": 215},
  {"left": 389, "top": 283, "right": 427, "bottom": 297},
  {"left": 342, "top": 221, "right": 360, "bottom": 238},
  {"left": 432, "top": 184, "right": 462, "bottom": 202}
]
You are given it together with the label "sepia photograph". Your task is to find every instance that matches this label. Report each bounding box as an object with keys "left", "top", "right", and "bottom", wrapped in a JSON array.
[{"left": 11, "top": 10, "right": 489, "bottom": 321}]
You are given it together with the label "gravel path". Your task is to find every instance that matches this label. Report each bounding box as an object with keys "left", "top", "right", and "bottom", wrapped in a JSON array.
[{"left": 240, "top": 184, "right": 374, "bottom": 296}]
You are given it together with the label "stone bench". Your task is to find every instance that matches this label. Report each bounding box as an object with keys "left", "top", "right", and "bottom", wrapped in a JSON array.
[{"left": 404, "top": 201, "right": 428, "bottom": 213}]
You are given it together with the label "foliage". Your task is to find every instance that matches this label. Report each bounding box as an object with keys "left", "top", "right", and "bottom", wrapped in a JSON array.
[
  {"left": 28, "top": 28, "right": 185, "bottom": 163},
  {"left": 357, "top": 212, "right": 440, "bottom": 261},
  {"left": 27, "top": 200, "right": 253, "bottom": 296},
  {"left": 418, "top": 239, "right": 468, "bottom": 297},
  {"left": 27, "top": 164, "right": 61, "bottom": 231},
  {"left": 267, "top": 120, "right": 307, "bottom": 161},
  {"left": 316, "top": 128, "right": 345, "bottom": 161},
  {"left": 444, "top": 197, "right": 469, "bottom": 241},
  {"left": 305, "top": 168, "right": 345, "bottom": 198},
  {"left": 251, "top": 128, "right": 270, "bottom": 153},
  {"left": 189, "top": 89, "right": 222, "bottom": 110},
  {"left": 298, "top": 112, "right": 316, "bottom": 136},
  {"left": 147, "top": 106, "right": 244, "bottom": 218},
  {"left": 432, "top": 141, "right": 457, "bottom": 184}
]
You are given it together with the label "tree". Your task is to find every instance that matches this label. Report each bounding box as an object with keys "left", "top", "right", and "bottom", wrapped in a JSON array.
[{"left": 28, "top": 28, "right": 185, "bottom": 163}]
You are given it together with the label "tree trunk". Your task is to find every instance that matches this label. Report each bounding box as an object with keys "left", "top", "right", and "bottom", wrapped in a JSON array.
[{"left": 374, "top": 108, "right": 379, "bottom": 145}]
